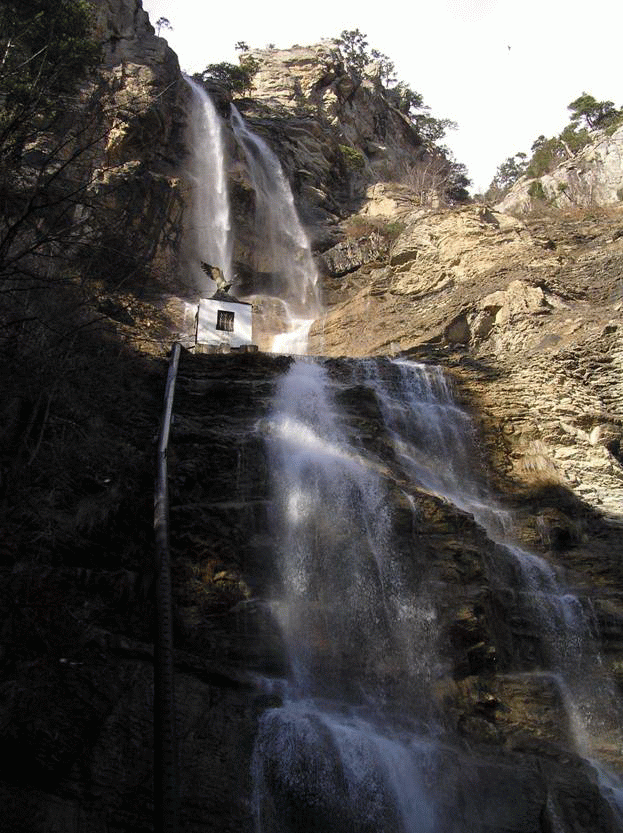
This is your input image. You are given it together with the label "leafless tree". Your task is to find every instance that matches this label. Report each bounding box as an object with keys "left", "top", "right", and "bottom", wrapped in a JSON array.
[{"left": 398, "top": 153, "right": 470, "bottom": 207}]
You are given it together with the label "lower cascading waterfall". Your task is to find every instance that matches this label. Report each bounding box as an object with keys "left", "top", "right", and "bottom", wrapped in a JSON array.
[
  {"left": 255, "top": 358, "right": 438, "bottom": 833},
  {"left": 363, "top": 358, "right": 623, "bottom": 764},
  {"left": 253, "top": 356, "right": 623, "bottom": 832}
]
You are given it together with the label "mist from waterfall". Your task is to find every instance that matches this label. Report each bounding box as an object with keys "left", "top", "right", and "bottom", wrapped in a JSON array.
[
  {"left": 184, "top": 77, "right": 233, "bottom": 291},
  {"left": 266, "top": 360, "right": 438, "bottom": 704},
  {"left": 230, "top": 106, "right": 321, "bottom": 354},
  {"left": 254, "top": 356, "right": 623, "bottom": 832}
]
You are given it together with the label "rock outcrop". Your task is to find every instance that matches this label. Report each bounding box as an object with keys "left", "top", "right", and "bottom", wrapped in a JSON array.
[
  {"left": 497, "top": 125, "right": 623, "bottom": 215},
  {"left": 243, "top": 42, "right": 423, "bottom": 184},
  {"left": 309, "top": 192, "right": 623, "bottom": 524},
  {"left": 228, "top": 42, "right": 445, "bottom": 251}
]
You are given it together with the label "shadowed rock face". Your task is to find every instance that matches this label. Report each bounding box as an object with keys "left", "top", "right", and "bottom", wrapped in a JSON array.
[{"left": 2, "top": 349, "right": 622, "bottom": 832}]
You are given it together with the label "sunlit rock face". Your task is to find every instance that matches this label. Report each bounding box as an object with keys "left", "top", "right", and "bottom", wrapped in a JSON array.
[
  {"left": 242, "top": 42, "right": 423, "bottom": 178},
  {"left": 497, "top": 125, "right": 623, "bottom": 215},
  {"left": 227, "top": 43, "right": 432, "bottom": 252},
  {"left": 308, "top": 189, "right": 623, "bottom": 525},
  {"left": 75, "top": 0, "right": 189, "bottom": 283}
]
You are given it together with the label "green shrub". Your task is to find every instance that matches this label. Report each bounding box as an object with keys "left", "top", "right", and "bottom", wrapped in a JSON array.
[
  {"left": 605, "top": 112, "right": 623, "bottom": 135},
  {"left": 339, "top": 144, "right": 366, "bottom": 171},
  {"left": 193, "top": 56, "right": 260, "bottom": 96},
  {"left": 342, "top": 215, "right": 405, "bottom": 243},
  {"left": 385, "top": 220, "right": 406, "bottom": 240},
  {"left": 528, "top": 180, "right": 546, "bottom": 200}
]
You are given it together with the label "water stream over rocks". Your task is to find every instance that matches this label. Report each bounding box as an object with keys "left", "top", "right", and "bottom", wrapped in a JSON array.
[
  {"left": 184, "top": 87, "right": 321, "bottom": 350},
  {"left": 184, "top": 78, "right": 234, "bottom": 290},
  {"left": 252, "top": 356, "right": 623, "bottom": 832},
  {"left": 230, "top": 106, "right": 321, "bottom": 353},
  {"left": 183, "top": 86, "right": 623, "bottom": 831}
]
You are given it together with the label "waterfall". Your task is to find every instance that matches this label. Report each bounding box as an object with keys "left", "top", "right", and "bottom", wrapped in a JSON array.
[
  {"left": 255, "top": 358, "right": 438, "bottom": 833},
  {"left": 254, "top": 355, "right": 623, "bottom": 832},
  {"left": 363, "top": 358, "right": 623, "bottom": 761},
  {"left": 230, "top": 106, "right": 321, "bottom": 354},
  {"left": 182, "top": 85, "right": 320, "bottom": 352},
  {"left": 184, "top": 77, "right": 233, "bottom": 290},
  {"left": 265, "top": 360, "right": 438, "bottom": 702}
]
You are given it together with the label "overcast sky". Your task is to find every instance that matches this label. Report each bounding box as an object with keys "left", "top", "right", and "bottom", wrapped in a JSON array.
[{"left": 141, "top": 0, "right": 622, "bottom": 193}]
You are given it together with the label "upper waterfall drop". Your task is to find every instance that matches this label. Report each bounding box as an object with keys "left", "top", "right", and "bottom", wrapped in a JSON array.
[
  {"left": 230, "top": 105, "right": 322, "bottom": 354},
  {"left": 184, "top": 77, "right": 234, "bottom": 292}
]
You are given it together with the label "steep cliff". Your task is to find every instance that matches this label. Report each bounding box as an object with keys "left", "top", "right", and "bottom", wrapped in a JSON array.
[
  {"left": 239, "top": 43, "right": 425, "bottom": 208},
  {"left": 1, "top": 3, "right": 623, "bottom": 833},
  {"left": 206, "top": 41, "right": 463, "bottom": 279},
  {"left": 85, "top": 0, "right": 189, "bottom": 283}
]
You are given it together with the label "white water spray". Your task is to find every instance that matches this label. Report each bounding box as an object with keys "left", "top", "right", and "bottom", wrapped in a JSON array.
[
  {"left": 252, "top": 356, "right": 623, "bottom": 831},
  {"left": 253, "top": 358, "right": 440, "bottom": 833},
  {"left": 231, "top": 106, "right": 321, "bottom": 353},
  {"left": 184, "top": 78, "right": 233, "bottom": 290},
  {"left": 364, "top": 358, "right": 623, "bottom": 767}
]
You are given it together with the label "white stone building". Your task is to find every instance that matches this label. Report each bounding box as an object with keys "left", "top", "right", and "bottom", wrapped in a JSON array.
[{"left": 196, "top": 292, "right": 253, "bottom": 349}]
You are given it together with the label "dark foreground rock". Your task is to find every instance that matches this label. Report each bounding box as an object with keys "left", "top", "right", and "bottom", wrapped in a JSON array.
[{"left": 2, "top": 349, "right": 621, "bottom": 831}]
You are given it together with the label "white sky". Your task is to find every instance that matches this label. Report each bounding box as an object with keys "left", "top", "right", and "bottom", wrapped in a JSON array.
[{"left": 141, "top": 0, "right": 622, "bottom": 193}]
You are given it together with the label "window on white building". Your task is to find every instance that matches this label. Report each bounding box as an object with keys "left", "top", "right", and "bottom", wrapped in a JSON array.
[{"left": 216, "top": 310, "right": 235, "bottom": 332}]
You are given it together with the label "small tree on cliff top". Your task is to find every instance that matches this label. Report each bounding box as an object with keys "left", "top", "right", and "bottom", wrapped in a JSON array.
[
  {"left": 155, "top": 17, "right": 172, "bottom": 37},
  {"left": 567, "top": 92, "right": 621, "bottom": 130},
  {"left": 486, "top": 91, "right": 623, "bottom": 198},
  {"left": 335, "top": 29, "right": 369, "bottom": 75},
  {"left": 336, "top": 29, "right": 397, "bottom": 86},
  {"left": 193, "top": 55, "right": 260, "bottom": 97}
]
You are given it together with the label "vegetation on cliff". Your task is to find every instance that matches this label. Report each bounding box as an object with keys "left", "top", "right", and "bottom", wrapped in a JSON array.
[
  {"left": 0, "top": 0, "right": 173, "bottom": 602},
  {"left": 0, "top": 0, "right": 101, "bottom": 314},
  {"left": 485, "top": 92, "right": 623, "bottom": 201},
  {"left": 193, "top": 30, "right": 470, "bottom": 207}
]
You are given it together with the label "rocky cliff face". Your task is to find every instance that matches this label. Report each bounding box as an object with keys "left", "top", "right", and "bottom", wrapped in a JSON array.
[
  {"left": 220, "top": 42, "right": 443, "bottom": 264},
  {"left": 79, "top": 0, "right": 189, "bottom": 285},
  {"left": 309, "top": 187, "right": 623, "bottom": 523},
  {"left": 2, "top": 3, "right": 623, "bottom": 832},
  {"left": 497, "top": 126, "right": 623, "bottom": 215},
  {"left": 242, "top": 43, "right": 423, "bottom": 189}
]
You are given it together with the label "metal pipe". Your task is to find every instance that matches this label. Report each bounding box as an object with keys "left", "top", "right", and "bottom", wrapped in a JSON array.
[{"left": 154, "top": 342, "right": 181, "bottom": 833}]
